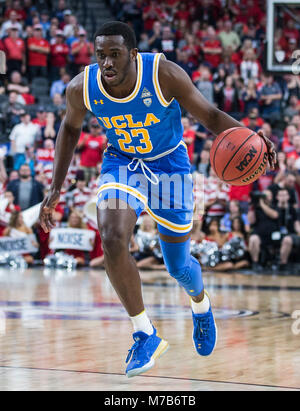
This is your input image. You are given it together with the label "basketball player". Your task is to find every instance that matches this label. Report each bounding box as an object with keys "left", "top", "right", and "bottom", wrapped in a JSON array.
[{"left": 39, "top": 22, "right": 276, "bottom": 378}]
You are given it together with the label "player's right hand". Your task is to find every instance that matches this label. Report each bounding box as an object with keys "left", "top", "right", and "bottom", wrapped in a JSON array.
[{"left": 39, "top": 190, "right": 60, "bottom": 233}]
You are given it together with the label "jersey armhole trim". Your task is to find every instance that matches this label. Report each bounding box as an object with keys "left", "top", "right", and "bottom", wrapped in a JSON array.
[
  {"left": 153, "top": 53, "right": 174, "bottom": 107},
  {"left": 83, "top": 65, "right": 92, "bottom": 111}
]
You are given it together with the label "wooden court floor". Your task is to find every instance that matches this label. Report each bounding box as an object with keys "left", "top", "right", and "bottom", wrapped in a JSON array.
[{"left": 0, "top": 266, "right": 299, "bottom": 391}]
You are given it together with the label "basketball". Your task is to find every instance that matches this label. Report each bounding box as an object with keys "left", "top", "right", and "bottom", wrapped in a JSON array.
[{"left": 210, "top": 127, "right": 268, "bottom": 186}]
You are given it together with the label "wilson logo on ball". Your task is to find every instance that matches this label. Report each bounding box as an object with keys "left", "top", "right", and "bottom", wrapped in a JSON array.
[
  {"left": 235, "top": 146, "right": 258, "bottom": 172},
  {"left": 241, "top": 152, "right": 268, "bottom": 183}
]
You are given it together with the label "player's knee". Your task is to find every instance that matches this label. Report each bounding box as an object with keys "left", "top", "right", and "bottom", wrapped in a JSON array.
[
  {"left": 168, "top": 257, "right": 203, "bottom": 297},
  {"left": 100, "top": 225, "right": 128, "bottom": 258}
]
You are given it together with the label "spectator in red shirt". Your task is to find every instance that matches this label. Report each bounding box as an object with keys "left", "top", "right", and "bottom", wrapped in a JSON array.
[
  {"left": 202, "top": 26, "right": 222, "bottom": 69},
  {"left": 4, "top": 0, "right": 27, "bottom": 22},
  {"left": 3, "top": 24, "right": 26, "bottom": 76},
  {"left": 70, "top": 29, "right": 93, "bottom": 75},
  {"left": 6, "top": 71, "right": 34, "bottom": 105},
  {"left": 68, "top": 175, "right": 92, "bottom": 212},
  {"left": 281, "top": 124, "right": 298, "bottom": 154},
  {"left": 286, "top": 135, "right": 300, "bottom": 160},
  {"left": 27, "top": 24, "right": 50, "bottom": 80},
  {"left": 174, "top": 3, "right": 190, "bottom": 24},
  {"left": 284, "top": 19, "right": 300, "bottom": 43},
  {"left": 77, "top": 119, "right": 107, "bottom": 183},
  {"left": 32, "top": 106, "right": 47, "bottom": 132},
  {"left": 142, "top": 1, "right": 163, "bottom": 32},
  {"left": 50, "top": 29, "right": 69, "bottom": 81},
  {"left": 182, "top": 117, "right": 196, "bottom": 164}
]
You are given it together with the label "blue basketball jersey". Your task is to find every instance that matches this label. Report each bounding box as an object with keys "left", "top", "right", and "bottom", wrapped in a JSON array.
[{"left": 83, "top": 53, "right": 184, "bottom": 159}]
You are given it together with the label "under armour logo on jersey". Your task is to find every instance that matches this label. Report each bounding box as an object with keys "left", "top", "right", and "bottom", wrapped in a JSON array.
[{"left": 94, "top": 99, "right": 104, "bottom": 105}]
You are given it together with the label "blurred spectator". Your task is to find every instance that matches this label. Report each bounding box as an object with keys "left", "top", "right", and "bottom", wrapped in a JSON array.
[
  {"left": 241, "top": 79, "right": 260, "bottom": 115},
  {"left": 281, "top": 124, "right": 298, "bottom": 154},
  {"left": 27, "top": 24, "right": 50, "bottom": 80},
  {"left": 9, "top": 110, "right": 40, "bottom": 170},
  {"left": 138, "top": 32, "right": 150, "bottom": 52},
  {"left": 142, "top": 1, "right": 163, "bottom": 32},
  {"left": 217, "top": 75, "right": 241, "bottom": 119},
  {"left": 3, "top": 24, "right": 26, "bottom": 76},
  {"left": 195, "top": 67, "right": 214, "bottom": 104},
  {"left": 48, "top": 93, "right": 66, "bottom": 114},
  {"left": 197, "top": 149, "right": 210, "bottom": 177},
  {"left": 160, "top": 25, "right": 177, "bottom": 62},
  {"left": 0, "top": 190, "right": 20, "bottom": 235},
  {"left": 0, "top": 11, "right": 23, "bottom": 39},
  {"left": 286, "top": 134, "right": 300, "bottom": 161},
  {"left": 54, "top": 0, "right": 68, "bottom": 23},
  {"left": 260, "top": 122, "right": 280, "bottom": 152},
  {"left": 43, "top": 112, "right": 57, "bottom": 141},
  {"left": 50, "top": 30, "right": 70, "bottom": 81},
  {"left": 6, "top": 71, "right": 34, "bottom": 105},
  {"left": 241, "top": 107, "right": 264, "bottom": 130},
  {"left": 181, "top": 33, "right": 201, "bottom": 67},
  {"left": 77, "top": 119, "right": 106, "bottom": 183},
  {"left": 176, "top": 49, "right": 196, "bottom": 78},
  {"left": 50, "top": 69, "right": 71, "bottom": 98},
  {"left": 2, "top": 210, "right": 38, "bottom": 265},
  {"left": 204, "top": 168, "right": 229, "bottom": 221},
  {"left": 202, "top": 26, "right": 222, "bottom": 70},
  {"left": 32, "top": 106, "right": 47, "bottom": 130},
  {"left": 248, "top": 189, "right": 279, "bottom": 270},
  {"left": 220, "top": 200, "right": 250, "bottom": 233},
  {"left": 279, "top": 210, "right": 300, "bottom": 269},
  {"left": 134, "top": 215, "right": 164, "bottom": 270},
  {"left": 6, "top": 163, "right": 44, "bottom": 211},
  {"left": 218, "top": 49, "right": 237, "bottom": 76},
  {"left": 285, "top": 75, "right": 300, "bottom": 99},
  {"left": 270, "top": 172, "right": 298, "bottom": 208},
  {"left": 218, "top": 20, "right": 241, "bottom": 51},
  {"left": 40, "top": 9, "right": 51, "bottom": 37},
  {"left": 148, "top": 21, "right": 162, "bottom": 51},
  {"left": 4, "top": 0, "right": 27, "bottom": 22},
  {"left": 63, "top": 13, "right": 84, "bottom": 38},
  {"left": 68, "top": 171, "right": 92, "bottom": 212},
  {"left": 259, "top": 73, "right": 282, "bottom": 124},
  {"left": 64, "top": 209, "right": 87, "bottom": 266},
  {"left": 70, "top": 28, "right": 93, "bottom": 76},
  {"left": 182, "top": 117, "right": 196, "bottom": 164},
  {"left": 202, "top": 218, "right": 233, "bottom": 272},
  {"left": 1, "top": 90, "right": 25, "bottom": 129},
  {"left": 283, "top": 95, "right": 300, "bottom": 123}
]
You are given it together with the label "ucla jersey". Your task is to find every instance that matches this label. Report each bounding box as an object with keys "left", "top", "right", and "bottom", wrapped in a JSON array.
[{"left": 83, "top": 53, "right": 183, "bottom": 159}]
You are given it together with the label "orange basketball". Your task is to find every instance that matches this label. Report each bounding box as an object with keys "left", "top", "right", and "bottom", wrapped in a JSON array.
[{"left": 210, "top": 127, "right": 268, "bottom": 186}]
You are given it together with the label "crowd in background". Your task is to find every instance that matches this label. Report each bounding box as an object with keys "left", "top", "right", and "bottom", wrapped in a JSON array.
[{"left": 0, "top": 0, "right": 300, "bottom": 273}]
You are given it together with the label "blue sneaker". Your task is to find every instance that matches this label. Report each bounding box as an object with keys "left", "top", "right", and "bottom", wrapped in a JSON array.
[
  {"left": 192, "top": 292, "right": 217, "bottom": 356},
  {"left": 125, "top": 327, "right": 169, "bottom": 378}
]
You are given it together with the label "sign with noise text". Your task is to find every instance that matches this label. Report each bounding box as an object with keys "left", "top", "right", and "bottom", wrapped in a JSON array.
[
  {"left": 0, "top": 234, "right": 38, "bottom": 255},
  {"left": 50, "top": 228, "right": 96, "bottom": 251}
]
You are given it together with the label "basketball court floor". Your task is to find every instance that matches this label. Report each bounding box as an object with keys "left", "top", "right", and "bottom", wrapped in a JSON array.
[{"left": 0, "top": 266, "right": 299, "bottom": 391}]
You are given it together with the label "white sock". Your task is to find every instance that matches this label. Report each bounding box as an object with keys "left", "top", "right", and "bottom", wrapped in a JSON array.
[
  {"left": 130, "top": 310, "right": 154, "bottom": 335},
  {"left": 191, "top": 293, "right": 210, "bottom": 314}
]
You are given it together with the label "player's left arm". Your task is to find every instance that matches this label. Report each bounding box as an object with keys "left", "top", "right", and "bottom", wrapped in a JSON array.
[{"left": 159, "top": 59, "right": 276, "bottom": 169}]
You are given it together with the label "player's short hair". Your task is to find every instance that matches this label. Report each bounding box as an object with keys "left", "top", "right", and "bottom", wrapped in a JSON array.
[{"left": 94, "top": 21, "right": 137, "bottom": 51}]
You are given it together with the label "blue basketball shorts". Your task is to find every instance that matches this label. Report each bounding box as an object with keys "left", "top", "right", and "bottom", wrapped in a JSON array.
[{"left": 97, "top": 142, "right": 194, "bottom": 236}]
